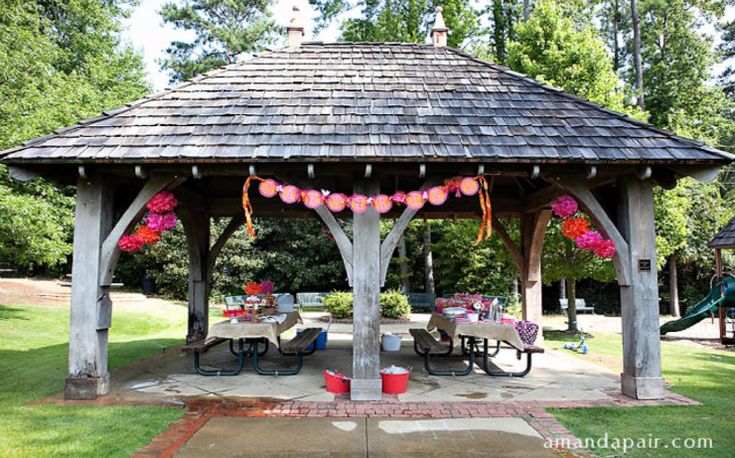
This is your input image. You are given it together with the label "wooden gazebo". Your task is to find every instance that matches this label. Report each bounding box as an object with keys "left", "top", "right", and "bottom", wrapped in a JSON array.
[
  {"left": 709, "top": 218, "right": 735, "bottom": 344},
  {"left": 2, "top": 13, "right": 732, "bottom": 401}
]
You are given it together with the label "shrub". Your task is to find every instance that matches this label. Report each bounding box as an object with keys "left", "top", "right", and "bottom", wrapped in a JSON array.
[
  {"left": 324, "top": 292, "right": 353, "bottom": 318},
  {"left": 380, "top": 290, "right": 411, "bottom": 319}
]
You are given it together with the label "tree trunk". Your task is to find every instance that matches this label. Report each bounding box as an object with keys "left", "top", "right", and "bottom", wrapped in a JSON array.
[
  {"left": 669, "top": 253, "right": 680, "bottom": 317},
  {"left": 523, "top": 0, "right": 531, "bottom": 20},
  {"left": 493, "top": 0, "right": 506, "bottom": 63},
  {"left": 559, "top": 278, "right": 566, "bottom": 299},
  {"left": 566, "top": 278, "right": 578, "bottom": 333},
  {"left": 631, "top": 0, "right": 645, "bottom": 108},
  {"left": 612, "top": 0, "right": 620, "bottom": 72},
  {"left": 423, "top": 222, "right": 435, "bottom": 294},
  {"left": 398, "top": 235, "right": 410, "bottom": 293}
]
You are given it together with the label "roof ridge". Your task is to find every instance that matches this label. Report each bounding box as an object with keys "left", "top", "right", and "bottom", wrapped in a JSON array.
[{"left": 444, "top": 47, "right": 734, "bottom": 161}]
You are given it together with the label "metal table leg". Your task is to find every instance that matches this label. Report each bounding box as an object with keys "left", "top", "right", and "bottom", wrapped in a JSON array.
[{"left": 195, "top": 339, "right": 246, "bottom": 376}]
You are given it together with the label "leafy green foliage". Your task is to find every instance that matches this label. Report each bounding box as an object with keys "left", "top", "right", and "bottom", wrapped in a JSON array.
[
  {"left": 159, "top": 0, "right": 279, "bottom": 82},
  {"left": 379, "top": 290, "right": 411, "bottom": 318},
  {"left": 431, "top": 219, "right": 517, "bottom": 295},
  {"left": 309, "top": 0, "right": 481, "bottom": 47},
  {"left": 0, "top": 0, "right": 149, "bottom": 272},
  {"left": 506, "top": 0, "right": 639, "bottom": 116},
  {"left": 323, "top": 291, "right": 353, "bottom": 318}
]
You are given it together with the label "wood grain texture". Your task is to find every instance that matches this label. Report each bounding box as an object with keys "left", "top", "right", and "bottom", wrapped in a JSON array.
[
  {"left": 66, "top": 175, "right": 113, "bottom": 399},
  {"left": 314, "top": 205, "right": 353, "bottom": 285},
  {"left": 617, "top": 176, "right": 665, "bottom": 399},
  {"left": 180, "top": 207, "right": 211, "bottom": 343},
  {"left": 350, "top": 178, "right": 382, "bottom": 400}
]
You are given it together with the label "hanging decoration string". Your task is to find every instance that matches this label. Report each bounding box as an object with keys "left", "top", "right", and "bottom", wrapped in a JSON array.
[
  {"left": 241, "top": 175, "right": 493, "bottom": 241},
  {"left": 242, "top": 175, "right": 265, "bottom": 237}
]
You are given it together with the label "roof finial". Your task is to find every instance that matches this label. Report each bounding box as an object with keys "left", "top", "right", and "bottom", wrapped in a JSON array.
[
  {"left": 287, "top": 5, "right": 305, "bottom": 49},
  {"left": 431, "top": 6, "right": 448, "bottom": 48}
]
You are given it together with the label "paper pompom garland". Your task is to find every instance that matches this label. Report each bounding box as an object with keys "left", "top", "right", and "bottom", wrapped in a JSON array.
[
  {"left": 117, "top": 191, "right": 179, "bottom": 254},
  {"left": 551, "top": 195, "right": 616, "bottom": 259},
  {"left": 242, "top": 175, "right": 493, "bottom": 244}
]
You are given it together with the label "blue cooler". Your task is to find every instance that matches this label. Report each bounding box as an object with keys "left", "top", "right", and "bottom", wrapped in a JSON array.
[{"left": 298, "top": 328, "right": 328, "bottom": 351}]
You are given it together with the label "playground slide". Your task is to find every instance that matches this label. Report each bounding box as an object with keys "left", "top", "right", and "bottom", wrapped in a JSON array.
[{"left": 660, "top": 276, "right": 735, "bottom": 335}]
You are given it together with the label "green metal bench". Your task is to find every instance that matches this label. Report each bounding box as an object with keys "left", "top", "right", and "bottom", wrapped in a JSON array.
[
  {"left": 406, "top": 292, "right": 436, "bottom": 312},
  {"left": 295, "top": 292, "right": 330, "bottom": 310}
]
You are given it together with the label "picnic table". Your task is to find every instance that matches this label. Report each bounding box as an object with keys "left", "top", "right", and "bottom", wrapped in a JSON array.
[
  {"left": 184, "top": 312, "right": 322, "bottom": 376},
  {"left": 412, "top": 312, "right": 544, "bottom": 377}
]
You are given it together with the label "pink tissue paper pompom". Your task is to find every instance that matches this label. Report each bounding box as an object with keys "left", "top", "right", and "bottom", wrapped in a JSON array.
[
  {"left": 146, "top": 192, "right": 178, "bottom": 213},
  {"left": 551, "top": 195, "right": 578, "bottom": 219},
  {"left": 118, "top": 234, "right": 144, "bottom": 253},
  {"left": 146, "top": 212, "right": 178, "bottom": 233},
  {"left": 593, "top": 239, "right": 617, "bottom": 258},
  {"left": 259, "top": 280, "right": 274, "bottom": 294},
  {"left": 159, "top": 212, "right": 178, "bottom": 231},
  {"left": 575, "top": 231, "right": 603, "bottom": 250}
]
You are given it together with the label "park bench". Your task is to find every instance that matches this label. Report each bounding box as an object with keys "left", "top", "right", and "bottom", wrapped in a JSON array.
[
  {"left": 410, "top": 328, "right": 475, "bottom": 376},
  {"left": 253, "top": 328, "right": 322, "bottom": 376},
  {"left": 406, "top": 292, "right": 436, "bottom": 312},
  {"left": 559, "top": 298, "right": 595, "bottom": 314},
  {"left": 182, "top": 336, "right": 245, "bottom": 376},
  {"left": 479, "top": 340, "right": 545, "bottom": 378},
  {"left": 296, "top": 292, "right": 330, "bottom": 310}
]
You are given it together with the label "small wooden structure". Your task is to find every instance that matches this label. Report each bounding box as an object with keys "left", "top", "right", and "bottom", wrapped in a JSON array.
[
  {"left": 709, "top": 218, "right": 735, "bottom": 344},
  {"left": 1, "top": 9, "right": 732, "bottom": 401}
]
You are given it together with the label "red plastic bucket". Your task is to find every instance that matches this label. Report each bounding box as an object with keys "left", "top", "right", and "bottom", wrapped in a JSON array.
[
  {"left": 323, "top": 370, "right": 351, "bottom": 394},
  {"left": 381, "top": 370, "right": 410, "bottom": 394}
]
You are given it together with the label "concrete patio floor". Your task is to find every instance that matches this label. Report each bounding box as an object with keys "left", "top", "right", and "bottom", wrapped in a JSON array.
[
  {"left": 173, "top": 417, "right": 555, "bottom": 457},
  {"left": 114, "top": 313, "right": 619, "bottom": 405}
]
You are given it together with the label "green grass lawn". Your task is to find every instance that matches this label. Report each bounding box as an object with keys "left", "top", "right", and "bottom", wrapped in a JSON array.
[
  {"left": 0, "top": 303, "right": 189, "bottom": 458},
  {"left": 544, "top": 331, "right": 735, "bottom": 457}
]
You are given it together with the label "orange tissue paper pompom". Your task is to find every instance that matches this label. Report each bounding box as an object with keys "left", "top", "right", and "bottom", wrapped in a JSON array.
[
  {"left": 136, "top": 226, "right": 161, "bottom": 245},
  {"left": 244, "top": 282, "right": 260, "bottom": 295},
  {"left": 561, "top": 217, "right": 590, "bottom": 240}
]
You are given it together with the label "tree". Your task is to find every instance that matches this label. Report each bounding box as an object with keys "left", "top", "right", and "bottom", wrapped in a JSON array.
[
  {"left": 159, "top": 0, "right": 279, "bottom": 83},
  {"left": 506, "top": 0, "right": 636, "bottom": 115},
  {"left": 719, "top": 18, "right": 735, "bottom": 98},
  {"left": 542, "top": 221, "right": 617, "bottom": 332},
  {"left": 630, "top": 0, "right": 644, "bottom": 107},
  {"left": 0, "top": 0, "right": 149, "bottom": 271},
  {"left": 309, "top": 0, "right": 481, "bottom": 48},
  {"left": 431, "top": 220, "right": 517, "bottom": 295}
]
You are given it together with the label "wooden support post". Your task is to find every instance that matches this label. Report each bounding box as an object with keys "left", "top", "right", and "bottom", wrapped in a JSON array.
[
  {"left": 520, "top": 210, "right": 551, "bottom": 343},
  {"left": 65, "top": 175, "right": 113, "bottom": 400},
  {"left": 617, "top": 176, "right": 665, "bottom": 400},
  {"left": 351, "top": 178, "right": 382, "bottom": 400},
  {"left": 180, "top": 208, "right": 211, "bottom": 343}
]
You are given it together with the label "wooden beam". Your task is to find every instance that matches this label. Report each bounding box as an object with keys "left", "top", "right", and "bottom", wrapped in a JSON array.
[
  {"left": 180, "top": 207, "right": 211, "bottom": 342},
  {"left": 350, "top": 178, "right": 382, "bottom": 401},
  {"left": 314, "top": 205, "right": 354, "bottom": 286},
  {"left": 521, "top": 185, "right": 562, "bottom": 212},
  {"left": 99, "top": 176, "right": 183, "bottom": 286},
  {"left": 65, "top": 175, "right": 113, "bottom": 400},
  {"left": 378, "top": 179, "right": 438, "bottom": 286},
  {"left": 206, "top": 214, "right": 245, "bottom": 282},
  {"left": 524, "top": 209, "right": 551, "bottom": 283},
  {"left": 617, "top": 176, "right": 665, "bottom": 399},
  {"left": 492, "top": 217, "right": 523, "bottom": 271},
  {"left": 557, "top": 180, "right": 632, "bottom": 286}
]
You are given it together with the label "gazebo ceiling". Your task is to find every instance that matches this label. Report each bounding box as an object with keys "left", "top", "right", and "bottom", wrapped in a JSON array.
[{"left": 1, "top": 42, "right": 732, "bottom": 169}]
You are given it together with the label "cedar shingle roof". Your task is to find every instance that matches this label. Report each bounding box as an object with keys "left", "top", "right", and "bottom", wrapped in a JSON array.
[
  {"left": 710, "top": 217, "right": 735, "bottom": 248},
  {"left": 1, "top": 42, "right": 731, "bottom": 164}
]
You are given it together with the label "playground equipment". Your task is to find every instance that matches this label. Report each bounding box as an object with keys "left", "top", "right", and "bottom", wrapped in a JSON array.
[
  {"left": 661, "top": 219, "right": 735, "bottom": 344},
  {"left": 660, "top": 276, "right": 735, "bottom": 339}
]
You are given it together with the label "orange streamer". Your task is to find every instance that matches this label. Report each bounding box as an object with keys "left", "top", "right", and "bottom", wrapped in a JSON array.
[
  {"left": 474, "top": 176, "right": 493, "bottom": 245},
  {"left": 242, "top": 176, "right": 264, "bottom": 237}
]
